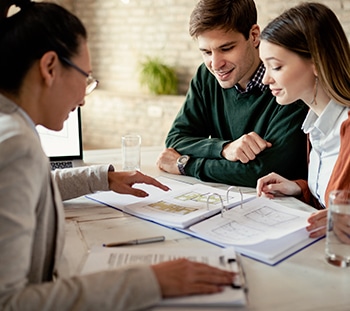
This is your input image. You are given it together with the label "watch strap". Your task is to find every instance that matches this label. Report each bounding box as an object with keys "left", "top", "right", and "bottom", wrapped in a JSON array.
[{"left": 178, "top": 163, "right": 186, "bottom": 175}]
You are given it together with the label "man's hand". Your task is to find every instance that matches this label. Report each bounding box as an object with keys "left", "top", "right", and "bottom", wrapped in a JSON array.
[
  {"left": 222, "top": 132, "right": 272, "bottom": 163},
  {"left": 108, "top": 170, "right": 170, "bottom": 197},
  {"left": 156, "top": 148, "right": 182, "bottom": 174}
]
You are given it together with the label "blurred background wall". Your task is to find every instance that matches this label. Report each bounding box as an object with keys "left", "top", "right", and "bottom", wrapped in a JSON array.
[{"left": 52, "top": 0, "right": 350, "bottom": 150}]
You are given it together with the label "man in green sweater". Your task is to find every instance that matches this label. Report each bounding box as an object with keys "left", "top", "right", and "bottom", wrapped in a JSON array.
[{"left": 156, "top": 0, "right": 308, "bottom": 187}]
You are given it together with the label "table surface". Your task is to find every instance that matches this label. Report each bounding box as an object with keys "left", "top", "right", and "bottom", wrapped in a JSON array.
[{"left": 62, "top": 147, "right": 350, "bottom": 311}]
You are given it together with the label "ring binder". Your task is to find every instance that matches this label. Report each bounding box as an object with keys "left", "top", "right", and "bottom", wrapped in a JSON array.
[
  {"left": 86, "top": 176, "right": 317, "bottom": 265},
  {"left": 206, "top": 186, "right": 244, "bottom": 217},
  {"left": 227, "top": 186, "right": 243, "bottom": 209},
  {"left": 206, "top": 192, "right": 224, "bottom": 211}
]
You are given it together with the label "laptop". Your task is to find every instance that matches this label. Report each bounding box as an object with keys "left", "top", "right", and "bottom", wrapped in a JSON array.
[{"left": 37, "top": 108, "right": 84, "bottom": 170}]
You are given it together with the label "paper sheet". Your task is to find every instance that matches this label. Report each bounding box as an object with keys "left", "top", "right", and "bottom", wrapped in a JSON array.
[
  {"left": 81, "top": 247, "right": 247, "bottom": 307},
  {"left": 190, "top": 196, "right": 311, "bottom": 245}
]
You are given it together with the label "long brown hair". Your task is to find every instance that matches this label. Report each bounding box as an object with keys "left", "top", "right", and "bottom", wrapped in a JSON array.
[{"left": 261, "top": 2, "right": 350, "bottom": 107}]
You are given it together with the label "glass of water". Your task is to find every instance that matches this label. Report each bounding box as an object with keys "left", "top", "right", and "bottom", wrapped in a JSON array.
[
  {"left": 121, "top": 134, "right": 141, "bottom": 171},
  {"left": 325, "top": 190, "right": 350, "bottom": 267}
]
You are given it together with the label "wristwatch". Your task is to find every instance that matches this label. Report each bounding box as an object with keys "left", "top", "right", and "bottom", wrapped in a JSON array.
[{"left": 177, "top": 155, "right": 190, "bottom": 175}]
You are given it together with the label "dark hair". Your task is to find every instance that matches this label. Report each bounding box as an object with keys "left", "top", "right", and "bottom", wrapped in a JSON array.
[
  {"left": 189, "top": 0, "right": 257, "bottom": 40},
  {"left": 260, "top": 2, "right": 350, "bottom": 106},
  {"left": 0, "top": 0, "right": 87, "bottom": 95}
]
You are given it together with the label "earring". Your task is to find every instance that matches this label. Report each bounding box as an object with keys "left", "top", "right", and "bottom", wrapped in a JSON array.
[{"left": 309, "top": 77, "right": 319, "bottom": 105}]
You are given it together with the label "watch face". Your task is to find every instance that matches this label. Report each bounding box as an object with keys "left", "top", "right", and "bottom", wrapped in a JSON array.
[
  {"left": 178, "top": 155, "right": 189, "bottom": 165},
  {"left": 177, "top": 155, "right": 189, "bottom": 175}
]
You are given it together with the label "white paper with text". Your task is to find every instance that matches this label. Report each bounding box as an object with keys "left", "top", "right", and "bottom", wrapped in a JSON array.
[{"left": 81, "top": 247, "right": 247, "bottom": 307}]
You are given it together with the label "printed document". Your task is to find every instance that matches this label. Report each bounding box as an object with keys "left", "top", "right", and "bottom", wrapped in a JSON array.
[
  {"left": 81, "top": 247, "right": 247, "bottom": 307},
  {"left": 181, "top": 196, "right": 319, "bottom": 265},
  {"left": 190, "top": 196, "right": 309, "bottom": 245},
  {"left": 87, "top": 176, "right": 255, "bottom": 229}
]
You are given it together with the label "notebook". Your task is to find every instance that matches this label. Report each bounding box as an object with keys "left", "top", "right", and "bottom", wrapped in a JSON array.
[{"left": 37, "top": 108, "right": 84, "bottom": 170}]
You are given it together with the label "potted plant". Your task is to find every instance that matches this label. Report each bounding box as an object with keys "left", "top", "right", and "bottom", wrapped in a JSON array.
[{"left": 139, "top": 57, "right": 178, "bottom": 95}]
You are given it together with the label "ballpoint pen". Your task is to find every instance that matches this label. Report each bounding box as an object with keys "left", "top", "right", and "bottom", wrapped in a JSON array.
[{"left": 102, "top": 235, "right": 165, "bottom": 247}]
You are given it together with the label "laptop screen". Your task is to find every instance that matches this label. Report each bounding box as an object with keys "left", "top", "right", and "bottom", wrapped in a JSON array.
[{"left": 37, "top": 108, "right": 83, "bottom": 161}]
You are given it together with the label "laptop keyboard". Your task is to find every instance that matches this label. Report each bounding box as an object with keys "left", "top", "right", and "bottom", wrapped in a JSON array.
[{"left": 50, "top": 161, "right": 73, "bottom": 170}]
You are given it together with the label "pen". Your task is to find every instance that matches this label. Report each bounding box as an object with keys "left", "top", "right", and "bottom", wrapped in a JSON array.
[{"left": 102, "top": 235, "right": 165, "bottom": 247}]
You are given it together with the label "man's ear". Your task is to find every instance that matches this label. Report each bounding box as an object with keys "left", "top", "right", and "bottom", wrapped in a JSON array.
[
  {"left": 39, "top": 51, "right": 59, "bottom": 87},
  {"left": 250, "top": 24, "right": 260, "bottom": 48}
]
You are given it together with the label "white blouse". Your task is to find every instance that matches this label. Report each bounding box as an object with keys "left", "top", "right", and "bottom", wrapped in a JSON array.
[{"left": 302, "top": 99, "right": 349, "bottom": 207}]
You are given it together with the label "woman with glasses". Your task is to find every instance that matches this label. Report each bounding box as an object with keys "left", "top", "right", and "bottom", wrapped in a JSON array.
[
  {"left": 0, "top": 1, "right": 234, "bottom": 310},
  {"left": 256, "top": 2, "right": 350, "bottom": 239}
]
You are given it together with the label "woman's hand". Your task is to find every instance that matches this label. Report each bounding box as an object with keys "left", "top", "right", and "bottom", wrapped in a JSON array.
[
  {"left": 151, "top": 258, "right": 235, "bottom": 297},
  {"left": 108, "top": 170, "right": 170, "bottom": 197},
  {"left": 256, "top": 172, "right": 301, "bottom": 199},
  {"left": 306, "top": 209, "right": 328, "bottom": 238},
  {"left": 332, "top": 212, "right": 350, "bottom": 244}
]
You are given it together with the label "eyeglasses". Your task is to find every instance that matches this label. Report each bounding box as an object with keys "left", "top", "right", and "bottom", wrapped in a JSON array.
[{"left": 60, "top": 57, "right": 99, "bottom": 95}]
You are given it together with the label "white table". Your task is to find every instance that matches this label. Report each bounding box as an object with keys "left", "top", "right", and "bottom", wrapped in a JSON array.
[{"left": 63, "top": 148, "right": 350, "bottom": 311}]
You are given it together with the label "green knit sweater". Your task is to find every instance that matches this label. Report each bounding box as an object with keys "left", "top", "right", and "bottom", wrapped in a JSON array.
[{"left": 165, "top": 63, "right": 308, "bottom": 187}]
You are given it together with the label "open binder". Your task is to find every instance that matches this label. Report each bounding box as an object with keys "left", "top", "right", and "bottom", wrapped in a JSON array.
[
  {"left": 88, "top": 178, "right": 255, "bottom": 229},
  {"left": 81, "top": 247, "right": 247, "bottom": 307},
  {"left": 86, "top": 176, "right": 321, "bottom": 265}
]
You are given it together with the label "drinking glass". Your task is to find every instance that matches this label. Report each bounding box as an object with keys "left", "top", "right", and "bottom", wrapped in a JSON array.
[
  {"left": 325, "top": 190, "right": 350, "bottom": 267},
  {"left": 121, "top": 134, "right": 141, "bottom": 171}
]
